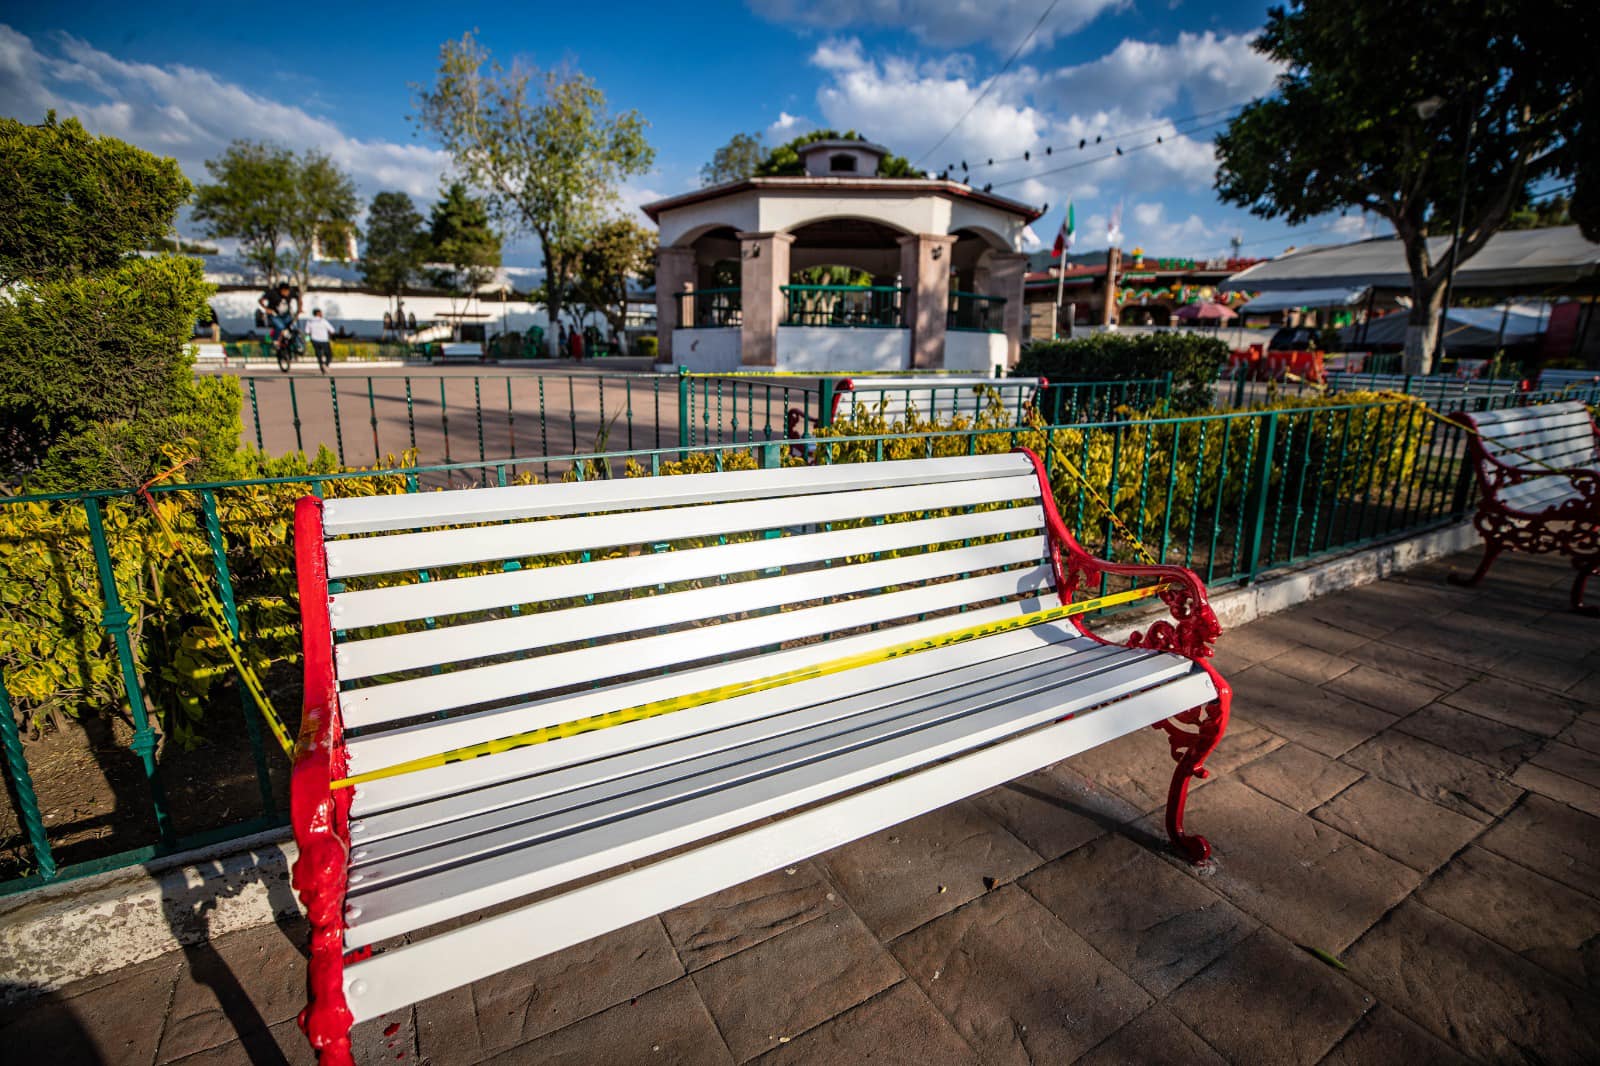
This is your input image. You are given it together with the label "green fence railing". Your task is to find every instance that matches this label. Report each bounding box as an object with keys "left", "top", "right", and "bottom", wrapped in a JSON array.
[
  {"left": 232, "top": 370, "right": 1176, "bottom": 467},
  {"left": 0, "top": 393, "right": 1515, "bottom": 893},
  {"left": 947, "top": 291, "right": 1006, "bottom": 333},
  {"left": 780, "top": 285, "right": 906, "bottom": 328}
]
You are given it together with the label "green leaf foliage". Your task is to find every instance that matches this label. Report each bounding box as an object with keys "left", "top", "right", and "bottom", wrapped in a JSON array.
[
  {"left": 701, "top": 132, "right": 765, "bottom": 186},
  {"left": 427, "top": 181, "right": 502, "bottom": 296},
  {"left": 755, "top": 129, "right": 916, "bottom": 178},
  {"left": 415, "top": 32, "right": 654, "bottom": 352},
  {"left": 1016, "top": 332, "right": 1230, "bottom": 413},
  {"left": 192, "top": 141, "right": 297, "bottom": 282},
  {"left": 361, "top": 191, "right": 430, "bottom": 297},
  {"left": 0, "top": 113, "right": 192, "bottom": 285}
]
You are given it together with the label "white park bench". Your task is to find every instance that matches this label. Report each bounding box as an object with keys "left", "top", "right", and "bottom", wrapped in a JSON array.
[
  {"left": 1538, "top": 368, "right": 1600, "bottom": 393},
  {"left": 786, "top": 376, "right": 1045, "bottom": 437},
  {"left": 289, "top": 450, "right": 1228, "bottom": 1063},
  {"left": 1451, "top": 400, "right": 1600, "bottom": 612}
]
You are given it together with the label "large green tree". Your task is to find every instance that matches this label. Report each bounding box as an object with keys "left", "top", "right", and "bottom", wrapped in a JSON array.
[
  {"left": 361, "top": 191, "right": 429, "bottom": 299},
  {"left": 701, "top": 132, "right": 765, "bottom": 186},
  {"left": 192, "top": 141, "right": 297, "bottom": 282},
  {"left": 415, "top": 33, "right": 654, "bottom": 354},
  {"left": 1215, "top": 0, "right": 1596, "bottom": 373},
  {"left": 427, "top": 181, "right": 502, "bottom": 308},
  {"left": 283, "top": 152, "right": 359, "bottom": 298},
  {"left": 567, "top": 217, "right": 656, "bottom": 341},
  {"left": 756, "top": 130, "right": 916, "bottom": 178},
  {"left": 0, "top": 115, "right": 237, "bottom": 490},
  {"left": 1, "top": 113, "right": 192, "bottom": 284}
]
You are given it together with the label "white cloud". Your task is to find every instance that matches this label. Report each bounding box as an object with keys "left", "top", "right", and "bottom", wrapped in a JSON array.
[
  {"left": 0, "top": 25, "right": 450, "bottom": 202},
  {"left": 1038, "top": 31, "right": 1279, "bottom": 120},
  {"left": 1121, "top": 201, "right": 1218, "bottom": 256},
  {"left": 767, "top": 110, "right": 808, "bottom": 138},
  {"left": 749, "top": 0, "right": 1130, "bottom": 55},
  {"left": 807, "top": 38, "right": 1049, "bottom": 177}
]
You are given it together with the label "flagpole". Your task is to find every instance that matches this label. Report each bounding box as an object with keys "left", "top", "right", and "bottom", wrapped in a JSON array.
[{"left": 1053, "top": 257, "right": 1067, "bottom": 340}]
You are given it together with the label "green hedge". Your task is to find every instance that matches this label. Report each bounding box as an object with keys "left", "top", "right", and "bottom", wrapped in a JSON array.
[{"left": 1016, "top": 332, "right": 1229, "bottom": 413}]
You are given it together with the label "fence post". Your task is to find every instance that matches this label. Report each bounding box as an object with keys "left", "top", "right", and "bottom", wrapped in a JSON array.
[
  {"left": 84, "top": 497, "right": 174, "bottom": 844},
  {"left": 1231, "top": 370, "right": 1246, "bottom": 409},
  {"left": 818, "top": 378, "right": 839, "bottom": 431},
  {"left": 199, "top": 490, "right": 275, "bottom": 817},
  {"left": 676, "top": 366, "right": 691, "bottom": 455},
  {"left": 0, "top": 668, "right": 57, "bottom": 881},
  {"left": 1243, "top": 411, "right": 1280, "bottom": 581},
  {"left": 1161, "top": 371, "right": 1175, "bottom": 413}
]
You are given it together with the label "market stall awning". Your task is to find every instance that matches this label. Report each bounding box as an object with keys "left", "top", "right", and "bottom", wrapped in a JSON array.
[
  {"left": 1221, "top": 227, "right": 1600, "bottom": 294},
  {"left": 1238, "top": 286, "right": 1370, "bottom": 314},
  {"left": 1339, "top": 303, "right": 1547, "bottom": 351}
]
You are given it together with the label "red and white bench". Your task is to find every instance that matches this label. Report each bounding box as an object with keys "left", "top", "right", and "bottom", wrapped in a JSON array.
[
  {"left": 1452, "top": 400, "right": 1600, "bottom": 612},
  {"left": 289, "top": 449, "right": 1229, "bottom": 1063}
]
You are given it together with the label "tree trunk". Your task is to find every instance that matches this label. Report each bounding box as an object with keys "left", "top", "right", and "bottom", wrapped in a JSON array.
[
  {"left": 1401, "top": 275, "right": 1446, "bottom": 375},
  {"left": 542, "top": 244, "right": 563, "bottom": 358}
]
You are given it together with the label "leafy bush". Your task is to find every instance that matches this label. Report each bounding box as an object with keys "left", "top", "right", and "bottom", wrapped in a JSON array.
[
  {"left": 0, "top": 117, "right": 235, "bottom": 492},
  {"left": 1016, "top": 332, "right": 1230, "bottom": 413},
  {"left": 637, "top": 334, "right": 659, "bottom": 360}
]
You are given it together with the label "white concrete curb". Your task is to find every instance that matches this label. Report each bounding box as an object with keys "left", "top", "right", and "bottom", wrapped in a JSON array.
[{"left": 0, "top": 520, "right": 1481, "bottom": 1003}]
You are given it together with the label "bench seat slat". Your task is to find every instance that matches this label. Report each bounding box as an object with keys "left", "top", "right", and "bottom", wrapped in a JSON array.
[
  {"left": 346, "top": 603, "right": 1054, "bottom": 805},
  {"left": 351, "top": 637, "right": 1099, "bottom": 837},
  {"left": 339, "top": 674, "right": 1213, "bottom": 1023},
  {"left": 331, "top": 506, "right": 1042, "bottom": 630},
  {"left": 321, "top": 453, "right": 1034, "bottom": 535},
  {"left": 352, "top": 630, "right": 1100, "bottom": 832},
  {"left": 1498, "top": 477, "right": 1588, "bottom": 515},
  {"left": 340, "top": 566, "right": 1052, "bottom": 727},
  {"left": 341, "top": 647, "right": 1210, "bottom": 948},
  {"left": 336, "top": 534, "right": 1045, "bottom": 679},
  {"left": 326, "top": 474, "right": 1043, "bottom": 578},
  {"left": 346, "top": 644, "right": 1155, "bottom": 884}
]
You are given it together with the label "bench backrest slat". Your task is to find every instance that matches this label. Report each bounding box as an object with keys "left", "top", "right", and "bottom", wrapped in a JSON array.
[
  {"left": 319, "top": 453, "right": 1058, "bottom": 746},
  {"left": 832, "top": 378, "right": 1039, "bottom": 424},
  {"left": 1457, "top": 401, "right": 1600, "bottom": 478},
  {"left": 331, "top": 506, "right": 1042, "bottom": 630},
  {"left": 340, "top": 564, "right": 1052, "bottom": 729},
  {"left": 326, "top": 473, "right": 1040, "bottom": 579},
  {"left": 336, "top": 534, "right": 1047, "bottom": 681},
  {"left": 321, "top": 454, "right": 1026, "bottom": 535}
]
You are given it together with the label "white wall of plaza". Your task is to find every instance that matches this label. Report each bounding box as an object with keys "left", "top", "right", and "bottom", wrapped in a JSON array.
[
  {"left": 671, "top": 327, "right": 743, "bottom": 372},
  {"left": 209, "top": 289, "right": 619, "bottom": 339},
  {"left": 774, "top": 327, "right": 912, "bottom": 372},
  {"left": 943, "top": 331, "right": 1008, "bottom": 375}
]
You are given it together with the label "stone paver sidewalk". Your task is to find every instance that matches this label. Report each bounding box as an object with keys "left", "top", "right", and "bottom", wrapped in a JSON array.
[{"left": 4, "top": 550, "right": 1598, "bottom": 1065}]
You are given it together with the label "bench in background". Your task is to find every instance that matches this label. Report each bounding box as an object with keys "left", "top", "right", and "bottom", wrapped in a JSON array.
[{"left": 1452, "top": 400, "right": 1600, "bottom": 612}]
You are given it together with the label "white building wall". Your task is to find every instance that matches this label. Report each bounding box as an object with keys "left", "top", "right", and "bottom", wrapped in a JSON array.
[
  {"left": 209, "top": 289, "right": 615, "bottom": 340},
  {"left": 943, "top": 331, "right": 1009, "bottom": 375},
  {"left": 671, "top": 327, "right": 743, "bottom": 372},
  {"left": 775, "top": 327, "right": 911, "bottom": 372}
]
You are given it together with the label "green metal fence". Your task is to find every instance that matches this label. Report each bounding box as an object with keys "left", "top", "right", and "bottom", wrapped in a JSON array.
[
  {"left": 233, "top": 370, "right": 1174, "bottom": 466},
  {"left": 4, "top": 391, "right": 1574, "bottom": 893},
  {"left": 781, "top": 285, "right": 906, "bottom": 328}
]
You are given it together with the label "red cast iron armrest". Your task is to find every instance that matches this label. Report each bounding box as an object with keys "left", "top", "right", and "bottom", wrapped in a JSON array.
[
  {"left": 290, "top": 496, "right": 357, "bottom": 1066},
  {"left": 1013, "top": 447, "right": 1221, "bottom": 661}
]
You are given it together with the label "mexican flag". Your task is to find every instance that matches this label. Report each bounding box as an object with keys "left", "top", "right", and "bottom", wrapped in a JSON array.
[{"left": 1051, "top": 201, "right": 1075, "bottom": 258}]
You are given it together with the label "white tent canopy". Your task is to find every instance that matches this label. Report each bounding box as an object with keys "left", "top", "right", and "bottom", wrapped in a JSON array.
[
  {"left": 1238, "top": 286, "right": 1370, "bottom": 314},
  {"left": 1222, "top": 227, "right": 1600, "bottom": 293}
]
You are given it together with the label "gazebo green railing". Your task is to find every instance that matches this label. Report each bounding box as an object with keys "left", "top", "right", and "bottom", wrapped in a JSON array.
[
  {"left": 947, "top": 291, "right": 1006, "bottom": 333},
  {"left": 781, "top": 285, "right": 907, "bottom": 328},
  {"left": 676, "top": 287, "right": 743, "bottom": 329}
]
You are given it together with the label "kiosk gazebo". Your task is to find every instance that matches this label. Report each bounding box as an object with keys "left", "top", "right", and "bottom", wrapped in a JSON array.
[{"left": 644, "top": 140, "right": 1041, "bottom": 373}]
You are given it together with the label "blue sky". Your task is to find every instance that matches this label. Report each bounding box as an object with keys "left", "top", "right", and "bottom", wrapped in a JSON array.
[{"left": 1, "top": 2, "right": 1383, "bottom": 265}]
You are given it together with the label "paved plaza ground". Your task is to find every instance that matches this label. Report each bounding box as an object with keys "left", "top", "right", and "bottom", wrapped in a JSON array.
[{"left": 3, "top": 549, "right": 1597, "bottom": 1065}]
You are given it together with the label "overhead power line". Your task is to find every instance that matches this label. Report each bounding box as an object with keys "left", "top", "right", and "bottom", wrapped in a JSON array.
[
  {"left": 949, "top": 102, "right": 1248, "bottom": 176},
  {"left": 913, "top": 0, "right": 1064, "bottom": 167},
  {"left": 983, "top": 115, "right": 1235, "bottom": 191}
]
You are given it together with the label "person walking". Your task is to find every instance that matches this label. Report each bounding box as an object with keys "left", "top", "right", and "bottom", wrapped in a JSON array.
[
  {"left": 306, "top": 309, "right": 336, "bottom": 372},
  {"left": 569, "top": 325, "right": 586, "bottom": 362}
]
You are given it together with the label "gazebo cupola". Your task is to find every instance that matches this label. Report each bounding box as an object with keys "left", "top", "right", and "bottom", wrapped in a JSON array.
[{"left": 643, "top": 160, "right": 1041, "bottom": 374}]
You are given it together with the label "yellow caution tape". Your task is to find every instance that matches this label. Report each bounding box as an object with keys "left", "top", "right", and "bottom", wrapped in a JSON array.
[
  {"left": 330, "top": 582, "right": 1173, "bottom": 790},
  {"left": 137, "top": 471, "right": 296, "bottom": 758},
  {"left": 1053, "top": 451, "right": 1162, "bottom": 567},
  {"left": 678, "top": 369, "right": 994, "bottom": 379}
]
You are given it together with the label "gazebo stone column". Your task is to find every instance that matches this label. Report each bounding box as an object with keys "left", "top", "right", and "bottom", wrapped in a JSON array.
[
  {"left": 655, "top": 246, "right": 696, "bottom": 363},
  {"left": 987, "top": 252, "right": 1030, "bottom": 367},
  {"left": 899, "top": 234, "right": 957, "bottom": 369},
  {"left": 737, "top": 231, "right": 794, "bottom": 367}
]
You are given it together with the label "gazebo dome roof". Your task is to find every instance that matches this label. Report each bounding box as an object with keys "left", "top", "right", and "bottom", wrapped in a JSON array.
[{"left": 795, "top": 138, "right": 890, "bottom": 161}]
